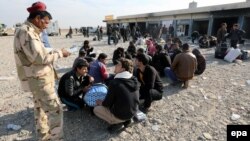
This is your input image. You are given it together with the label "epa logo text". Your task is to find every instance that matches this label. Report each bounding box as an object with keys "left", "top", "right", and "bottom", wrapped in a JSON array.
[{"left": 231, "top": 131, "right": 247, "bottom": 138}]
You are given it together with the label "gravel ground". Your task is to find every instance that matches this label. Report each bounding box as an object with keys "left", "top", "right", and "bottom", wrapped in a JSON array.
[{"left": 0, "top": 33, "right": 249, "bottom": 141}]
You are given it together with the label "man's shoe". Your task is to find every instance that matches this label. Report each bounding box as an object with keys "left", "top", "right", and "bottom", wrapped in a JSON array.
[
  {"left": 67, "top": 106, "right": 78, "bottom": 111},
  {"left": 170, "top": 81, "right": 182, "bottom": 86},
  {"left": 107, "top": 123, "right": 123, "bottom": 133},
  {"left": 183, "top": 80, "right": 189, "bottom": 88},
  {"left": 139, "top": 106, "right": 150, "bottom": 114},
  {"left": 123, "top": 119, "right": 132, "bottom": 128}
]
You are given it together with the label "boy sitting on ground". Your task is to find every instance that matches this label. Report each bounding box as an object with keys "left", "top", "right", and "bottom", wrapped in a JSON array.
[{"left": 58, "top": 58, "right": 94, "bottom": 111}]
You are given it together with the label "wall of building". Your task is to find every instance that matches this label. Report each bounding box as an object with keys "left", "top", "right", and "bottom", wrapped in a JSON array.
[{"left": 105, "top": 6, "right": 250, "bottom": 39}]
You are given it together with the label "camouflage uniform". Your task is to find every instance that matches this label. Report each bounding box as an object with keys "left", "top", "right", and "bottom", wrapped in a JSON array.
[{"left": 14, "top": 21, "right": 63, "bottom": 141}]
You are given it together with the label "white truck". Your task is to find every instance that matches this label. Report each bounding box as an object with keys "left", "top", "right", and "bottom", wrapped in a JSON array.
[
  {"left": 0, "top": 22, "right": 8, "bottom": 36},
  {"left": 46, "top": 21, "right": 59, "bottom": 36}
]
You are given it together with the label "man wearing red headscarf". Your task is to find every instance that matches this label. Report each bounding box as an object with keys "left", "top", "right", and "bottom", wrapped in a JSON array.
[
  {"left": 14, "top": 2, "right": 70, "bottom": 140},
  {"left": 27, "top": 1, "right": 52, "bottom": 49}
]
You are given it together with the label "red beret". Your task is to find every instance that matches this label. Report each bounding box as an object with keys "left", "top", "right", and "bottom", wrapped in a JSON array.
[{"left": 27, "top": 1, "right": 46, "bottom": 13}]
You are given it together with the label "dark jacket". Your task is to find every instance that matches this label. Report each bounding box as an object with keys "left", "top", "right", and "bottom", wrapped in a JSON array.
[
  {"left": 102, "top": 76, "right": 140, "bottom": 120},
  {"left": 228, "top": 29, "right": 244, "bottom": 41},
  {"left": 195, "top": 55, "right": 206, "bottom": 75},
  {"left": 112, "top": 48, "right": 125, "bottom": 65},
  {"left": 127, "top": 45, "right": 136, "bottom": 58},
  {"left": 170, "top": 48, "right": 182, "bottom": 62},
  {"left": 217, "top": 28, "right": 227, "bottom": 43},
  {"left": 152, "top": 51, "right": 171, "bottom": 77},
  {"left": 136, "top": 65, "right": 163, "bottom": 93},
  {"left": 58, "top": 70, "right": 90, "bottom": 99}
]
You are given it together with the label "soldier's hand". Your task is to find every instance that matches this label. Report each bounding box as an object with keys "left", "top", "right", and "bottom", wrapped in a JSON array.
[
  {"left": 89, "top": 76, "right": 94, "bottom": 84},
  {"left": 61, "top": 49, "right": 71, "bottom": 57}
]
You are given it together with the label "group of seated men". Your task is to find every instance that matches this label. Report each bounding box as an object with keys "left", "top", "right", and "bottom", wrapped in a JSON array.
[{"left": 57, "top": 38, "right": 206, "bottom": 132}]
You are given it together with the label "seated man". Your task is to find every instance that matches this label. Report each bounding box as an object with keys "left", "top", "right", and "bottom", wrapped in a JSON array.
[
  {"left": 76, "top": 49, "right": 94, "bottom": 64},
  {"left": 112, "top": 47, "right": 125, "bottom": 65},
  {"left": 135, "top": 54, "right": 163, "bottom": 113},
  {"left": 137, "top": 48, "right": 152, "bottom": 64},
  {"left": 165, "top": 43, "right": 197, "bottom": 88},
  {"left": 58, "top": 58, "right": 93, "bottom": 111},
  {"left": 199, "top": 35, "right": 209, "bottom": 48},
  {"left": 94, "top": 58, "right": 139, "bottom": 133},
  {"left": 79, "top": 40, "right": 96, "bottom": 58},
  {"left": 168, "top": 43, "right": 182, "bottom": 62},
  {"left": 89, "top": 53, "right": 109, "bottom": 84},
  {"left": 192, "top": 48, "right": 206, "bottom": 75},
  {"left": 126, "top": 41, "right": 137, "bottom": 58},
  {"left": 191, "top": 31, "right": 200, "bottom": 44},
  {"left": 152, "top": 44, "right": 171, "bottom": 77}
]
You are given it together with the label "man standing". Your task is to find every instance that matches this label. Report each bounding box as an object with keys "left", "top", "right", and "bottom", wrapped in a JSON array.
[
  {"left": 217, "top": 23, "right": 227, "bottom": 44},
  {"left": 228, "top": 23, "right": 245, "bottom": 48},
  {"left": 14, "top": 2, "right": 70, "bottom": 140},
  {"left": 94, "top": 58, "right": 139, "bottom": 132},
  {"left": 169, "top": 24, "right": 174, "bottom": 38},
  {"left": 107, "top": 25, "right": 112, "bottom": 45},
  {"left": 66, "top": 26, "right": 73, "bottom": 38}
]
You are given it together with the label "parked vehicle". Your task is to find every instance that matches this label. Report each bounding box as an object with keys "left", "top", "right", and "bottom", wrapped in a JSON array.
[
  {"left": 46, "top": 21, "right": 59, "bottom": 36},
  {"left": 14, "top": 23, "right": 22, "bottom": 33},
  {"left": 0, "top": 23, "right": 8, "bottom": 36}
]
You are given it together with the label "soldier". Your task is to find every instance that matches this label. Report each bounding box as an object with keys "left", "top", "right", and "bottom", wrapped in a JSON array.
[{"left": 14, "top": 2, "right": 70, "bottom": 140}]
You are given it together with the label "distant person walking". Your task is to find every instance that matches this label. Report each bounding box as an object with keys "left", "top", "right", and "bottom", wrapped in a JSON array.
[
  {"left": 96, "top": 26, "right": 100, "bottom": 41},
  {"left": 86, "top": 27, "right": 89, "bottom": 37},
  {"left": 169, "top": 24, "right": 174, "bottom": 38},
  {"left": 66, "top": 26, "right": 73, "bottom": 38},
  {"left": 107, "top": 25, "right": 112, "bottom": 45},
  {"left": 100, "top": 26, "right": 103, "bottom": 40},
  {"left": 59, "top": 27, "right": 61, "bottom": 35},
  {"left": 75, "top": 28, "right": 78, "bottom": 34}
]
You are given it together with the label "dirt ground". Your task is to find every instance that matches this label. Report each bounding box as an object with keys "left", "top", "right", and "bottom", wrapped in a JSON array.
[{"left": 0, "top": 32, "right": 249, "bottom": 141}]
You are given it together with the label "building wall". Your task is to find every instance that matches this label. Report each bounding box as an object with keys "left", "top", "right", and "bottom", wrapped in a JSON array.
[{"left": 105, "top": 7, "right": 250, "bottom": 39}]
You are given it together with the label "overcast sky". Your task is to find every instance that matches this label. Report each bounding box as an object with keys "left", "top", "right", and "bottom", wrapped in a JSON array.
[{"left": 0, "top": 0, "right": 246, "bottom": 28}]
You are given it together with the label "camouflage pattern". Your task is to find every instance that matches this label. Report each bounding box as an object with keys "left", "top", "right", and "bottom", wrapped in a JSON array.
[{"left": 14, "top": 21, "right": 63, "bottom": 141}]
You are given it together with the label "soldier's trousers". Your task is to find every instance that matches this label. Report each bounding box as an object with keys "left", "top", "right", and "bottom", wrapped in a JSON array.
[{"left": 29, "top": 73, "right": 63, "bottom": 141}]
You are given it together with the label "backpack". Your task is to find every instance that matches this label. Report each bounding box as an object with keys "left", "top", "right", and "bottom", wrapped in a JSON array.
[
  {"left": 215, "top": 43, "right": 229, "bottom": 59},
  {"left": 83, "top": 83, "right": 108, "bottom": 107},
  {"left": 241, "top": 50, "right": 249, "bottom": 60}
]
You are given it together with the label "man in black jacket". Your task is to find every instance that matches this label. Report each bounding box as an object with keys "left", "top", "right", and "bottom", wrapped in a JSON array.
[
  {"left": 135, "top": 54, "right": 163, "bottom": 113},
  {"left": 58, "top": 58, "right": 93, "bottom": 111},
  {"left": 152, "top": 44, "right": 171, "bottom": 77},
  {"left": 94, "top": 58, "right": 140, "bottom": 132}
]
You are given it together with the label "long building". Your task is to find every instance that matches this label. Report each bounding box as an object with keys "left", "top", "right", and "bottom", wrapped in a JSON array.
[{"left": 104, "top": 0, "right": 250, "bottom": 39}]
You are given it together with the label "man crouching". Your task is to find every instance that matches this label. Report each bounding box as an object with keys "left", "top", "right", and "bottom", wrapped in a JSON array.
[{"left": 94, "top": 58, "right": 140, "bottom": 133}]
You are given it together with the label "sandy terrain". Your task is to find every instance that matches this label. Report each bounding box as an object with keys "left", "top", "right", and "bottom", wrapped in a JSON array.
[{"left": 0, "top": 32, "right": 249, "bottom": 141}]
